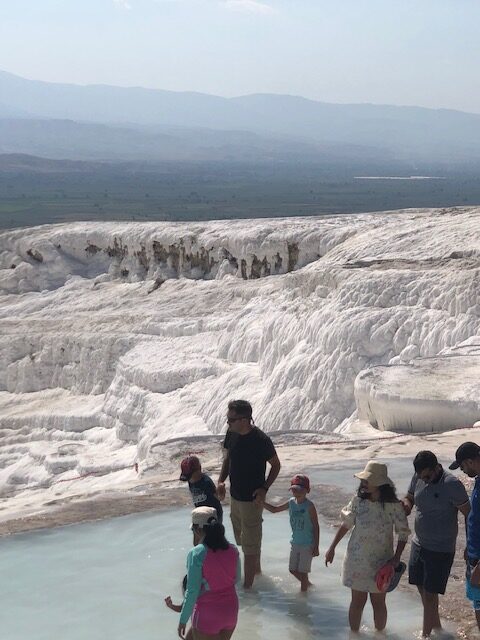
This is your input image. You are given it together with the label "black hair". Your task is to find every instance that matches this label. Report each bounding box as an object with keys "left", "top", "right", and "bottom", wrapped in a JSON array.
[
  {"left": 357, "top": 482, "right": 399, "bottom": 507},
  {"left": 228, "top": 399, "right": 252, "bottom": 420},
  {"left": 182, "top": 574, "right": 187, "bottom": 594},
  {"left": 202, "top": 522, "right": 230, "bottom": 551},
  {"left": 413, "top": 450, "right": 438, "bottom": 474},
  {"left": 378, "top": 483, "right": 399, "bottom": 505}
]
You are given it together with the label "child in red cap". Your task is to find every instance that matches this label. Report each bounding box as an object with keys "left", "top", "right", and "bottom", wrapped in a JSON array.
[
  {"left": 179, "top": 455, "right": 223, "bottom": 523},
  {"left": 264, "top": 474, "right": 319, "bottom": 591}
]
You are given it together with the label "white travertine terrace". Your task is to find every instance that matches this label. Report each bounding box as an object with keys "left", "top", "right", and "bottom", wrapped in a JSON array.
[{"left": 0, "top": 207, "right": 479, "bottom": 512}]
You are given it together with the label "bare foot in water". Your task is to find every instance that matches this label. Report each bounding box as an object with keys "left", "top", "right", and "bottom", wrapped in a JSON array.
[{"left": 300, "top": 580, "right": 313, "bottom": 592}]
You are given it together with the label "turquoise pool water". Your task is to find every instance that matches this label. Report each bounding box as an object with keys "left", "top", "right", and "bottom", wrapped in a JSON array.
[{"left": 0, "top": 504, "right": 437, "bottom": 639}]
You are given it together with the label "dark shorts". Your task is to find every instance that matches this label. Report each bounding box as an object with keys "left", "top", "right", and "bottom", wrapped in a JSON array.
[{"left": 408, "top": 542, "right": 454, "bottom": 595}]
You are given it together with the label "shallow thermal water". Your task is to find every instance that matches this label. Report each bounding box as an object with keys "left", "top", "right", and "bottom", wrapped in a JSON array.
[
  {"left": 0, "top": 502, "right": 435, "bottom": 640},
  {"left": 306, "top": 456, "right": 417, "bottom": 496}
]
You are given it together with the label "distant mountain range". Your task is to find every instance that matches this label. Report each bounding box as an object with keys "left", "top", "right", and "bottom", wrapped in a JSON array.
[
  {"left": 1, "top": 69, "right": 480, "bottom": 165},
  {"left": 0, "top": 118, "right": 395, "bottom": 165}
]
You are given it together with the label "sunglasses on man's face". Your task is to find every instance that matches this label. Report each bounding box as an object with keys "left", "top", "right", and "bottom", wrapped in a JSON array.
[{"left": 226, "top": 416, "right": 244, "bottom": 424}]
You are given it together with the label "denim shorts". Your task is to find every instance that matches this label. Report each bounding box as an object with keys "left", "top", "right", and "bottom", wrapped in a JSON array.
[{"left": 466, "top": 560, "right": 480, "bottom": 610}]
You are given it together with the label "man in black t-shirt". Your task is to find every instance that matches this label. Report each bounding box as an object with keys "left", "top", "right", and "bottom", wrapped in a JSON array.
[{"left": 217, "top": 399, "right": 281, "bottom": 588}]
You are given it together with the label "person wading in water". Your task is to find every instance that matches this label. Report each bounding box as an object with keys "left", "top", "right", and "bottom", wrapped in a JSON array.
[{"left": 217, "top": 400, "right": 281, "bottom": 588}]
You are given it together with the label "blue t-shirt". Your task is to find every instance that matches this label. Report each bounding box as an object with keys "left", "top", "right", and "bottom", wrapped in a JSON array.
[
  {"left": 468, "top": 476, "right": 480, "bottom": 560},
  {"left": 289, "top": 497, "right": 314, "bottom": 546}
]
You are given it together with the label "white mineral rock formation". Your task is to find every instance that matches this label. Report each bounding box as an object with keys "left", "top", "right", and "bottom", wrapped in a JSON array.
[{"left": 0, "top": 207, "right": 479, "bottom": 512}]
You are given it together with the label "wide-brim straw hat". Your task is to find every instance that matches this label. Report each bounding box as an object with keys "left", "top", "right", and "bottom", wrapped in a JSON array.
[{"left": 354, "top": 461, "right": 393, "bottom": 487}]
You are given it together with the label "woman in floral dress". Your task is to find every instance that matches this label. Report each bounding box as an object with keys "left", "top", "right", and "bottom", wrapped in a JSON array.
[{"left": 325, "top": 461, "right": 410, "bottom": 633}]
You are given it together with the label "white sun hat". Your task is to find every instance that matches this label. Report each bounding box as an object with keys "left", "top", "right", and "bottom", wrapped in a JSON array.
[{"left": 354, "top": 461, "right": 393, "bottom": 487}]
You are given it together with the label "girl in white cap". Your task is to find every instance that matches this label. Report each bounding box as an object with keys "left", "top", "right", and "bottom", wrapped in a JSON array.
[
  {"left": 178, "top": 506, "right": 240, "bottom": 640},
  {"left": 325, "top": 461, "right": 410, "bottom": 633}
]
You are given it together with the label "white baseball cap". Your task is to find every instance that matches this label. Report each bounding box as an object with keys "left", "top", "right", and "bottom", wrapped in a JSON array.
[{"left": 191, "top": 506, "right": 218, "bottom": 529}]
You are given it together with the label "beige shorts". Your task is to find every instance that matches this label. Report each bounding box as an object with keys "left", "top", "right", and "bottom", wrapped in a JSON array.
[
  {"left": 289, "top": 544, "right": 313, "bottom": 573},
  {"left": 230, "top": 497, "right": 263, "bottom": 555}
]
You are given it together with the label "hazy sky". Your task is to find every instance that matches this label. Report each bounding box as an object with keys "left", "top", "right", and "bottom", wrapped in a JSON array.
[{"left": 1, "top": 0, "right": 479, "bottom": 113}]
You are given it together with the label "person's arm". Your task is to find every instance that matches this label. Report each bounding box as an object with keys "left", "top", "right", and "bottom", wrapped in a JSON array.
[
  {"left": 389, "top": 502, "right": 411, "bottom": 566},
  {"left": 389, "top": 540, "right": 407, "bottom": 567},
  {"left": 178, "top": 546, "right": 205, "bottom": 635},
  {"left": 235, "top": 550, "right": 242, "bottom": 584},
  {"left": 217, "top": 448, "right": 230, "bottom": 501},
  {"left": 266, "top": 453, "right": 281, "bottom": 490},
  {"left": 402, "top": 491, "right": 414, "bottom": 515},
  {"left": 471, "top": 564, "right": 480, "bottom": 587},
  {"left": 449, "top": 478, "right": 471, "bottom": 558},
  {"left": 458, "top": 500, "right": 471, "bottom": 561},
  {"left": 402, "top": 474, "right": 417, "bottom": 515},
  {"left": 165, "top": 597, "right": 182, "bottom": 613},
  {"left": 325, "top": 525, "right": 349, "bottom": 566},
  {"left": 309, "top": 502, "right": 320, "bottom": 557},
  {"left": 253, "top": 453, "right": 281, "bottom": 506},
  {"left": 264, "top": 501, "right": 289, "bottom": 513},
  {"left": 205, "top": 475, "right": 219, "bottom": 500},
  {"left": 325, "top": 497, "right": 356, "bottom": 566}
]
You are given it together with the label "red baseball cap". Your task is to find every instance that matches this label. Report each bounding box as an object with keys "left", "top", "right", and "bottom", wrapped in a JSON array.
[
  {"left": 290, "top": 474, "right": 310, "bottom": 491},
  {"left": 179, "top": 456, "right": 201, "bottom": 481}
]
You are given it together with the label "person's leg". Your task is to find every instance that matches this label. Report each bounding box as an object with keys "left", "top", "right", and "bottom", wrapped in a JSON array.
[
  {"left": 229, "top": 498, "right": 242, "bottom": 547},
  {"left": 289, "top": 567, "right": 309, "bottom": 590},
  {"left": 422, "top": 548, "right": 454, "bottom": 637},
  {"left": 416, "top": 583, "right": 435, "bottom": 637},
  {"left": 369, "top": 592, "right": 387, "bottom": 631},
  {"left": 255, "top": 554, "right": 262, "bottom": 575},
  {"left": 243, "top": 553, "right": 259, "bottom": 588},
  {"left": 466, "top": 566, "right": 480, "bottom": 631},
  {"left": 415, "top": 585, "right": 429, "bottom": 636},
  {"left": 408, "top": 543, "right": 428, "bottom": 634},
  {"left": 349, "top": 589, "right": 368, "bottom": 632},
  {"left": 476, "top": 609, "right": 480, "bottom": 630},
  {"left": 289, "top": 545, "right": 302, "bottom": 584},
  {"left": 239, "top": 501, "right": 263, "bottom": 588},
  {"left": 422, "top": 591, "right": 440, "bottom": 637},
  {"left": 416, "top": 585, "right": 425, "bottom": 605},
  {"left": 298, "top": 572, "right": 311, "bottom": 592},
  {"left": 231, "top": 498, "right": 254, "bottom": 586},
  {"left": 186, "top": 628, "right": 194, "bottom": 640},
  {"left": 218, "top": 628, "right": 236, "bottom": 640},
  {"left": 296, "top": 546, "right": 313, "bottom": 592}
]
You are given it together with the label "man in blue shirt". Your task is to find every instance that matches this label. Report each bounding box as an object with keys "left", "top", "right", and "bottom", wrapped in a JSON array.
[{"left": 450, "top": 441, "right": 480, "bottom": 630}]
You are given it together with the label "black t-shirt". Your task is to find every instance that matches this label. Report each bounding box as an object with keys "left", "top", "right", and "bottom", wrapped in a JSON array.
[
  {"left": 223, "top": 426, "right": 276, "bottom": 502},
  {"left": 188, "top": 473, "right": 223, "bottom": 522}
]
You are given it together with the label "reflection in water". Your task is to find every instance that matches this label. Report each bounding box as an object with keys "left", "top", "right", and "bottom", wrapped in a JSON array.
[
  {"left": 0, "top": 505, "right": 435, "bottom": 639},
  {"left": 286, "top": 594, "right": 316, "bottom": 639}
]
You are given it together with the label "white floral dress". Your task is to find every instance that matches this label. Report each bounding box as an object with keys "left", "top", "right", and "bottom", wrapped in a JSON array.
[{"left": 340, "top": 496, "right": 410, "bottom": 593}]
